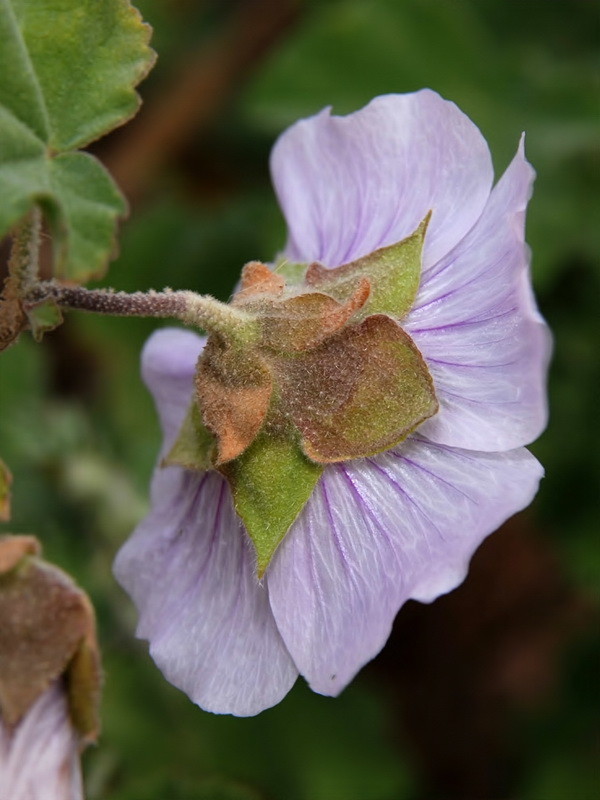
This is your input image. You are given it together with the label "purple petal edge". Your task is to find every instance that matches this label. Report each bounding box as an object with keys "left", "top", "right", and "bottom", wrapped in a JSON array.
[
  {"left": 271, "top": 89, "right": 494, "bottom": 270},
  {"left": 267, "top": 437, "right": 543, "bottom": 696},
  {"left": 407, "top": 137, "right": 552, "bottom": 451},
  {"left": 116, "top": 330, "right": 299, "bottom": 716}
]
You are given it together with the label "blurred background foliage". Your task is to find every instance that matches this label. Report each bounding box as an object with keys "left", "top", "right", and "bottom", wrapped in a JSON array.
[{"left": 1, "top": 0, "right": 599, "bottom": 798}]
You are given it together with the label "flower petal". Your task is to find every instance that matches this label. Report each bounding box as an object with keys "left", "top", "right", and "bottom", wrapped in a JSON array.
[
  {"left": 405, "top": 139, "right": 552, "bottom": 450},
  {"left": 118, "top": 337, "right": 300, "bottom": 716},
  {"left": 141, "top": 327, "right": 206, "bottom": 450},
  {"left": 0, "top": 682, "right": 83, "bottom": 800},
  {"left": 270, "top": 90, "right": 493, "bottom": 269},
  {"left": 118, "top": 326, "right": 299, "bottom": 715},
  {"left": 267, "top": 436, "right": 543, "bottom": 696},
  {"left": 114, "top": 467, "right": 298, "bottom": 715}
]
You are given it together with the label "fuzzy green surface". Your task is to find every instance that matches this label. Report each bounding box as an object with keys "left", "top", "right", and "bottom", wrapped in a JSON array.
[
  {"left": 307, "top": 215, "right": 429, "bottom": 321},
  {"left": 165, "top": 401, "right": 216, "bottom": 472},
  {"left": 0, "top": 0, "right": 154, "bottom": 281},
  {"left": 24, "top": 297, "right": 63, "bottom": 341},
  {"left": 221, "top": 431, "right": 323, "bottom": 576}
]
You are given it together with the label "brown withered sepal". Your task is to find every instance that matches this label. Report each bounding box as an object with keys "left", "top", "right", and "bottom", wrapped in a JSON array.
[
  {"left": 195, "top": 339, "right": 273, "bottom": 465},
  {"left": 273, "top": 313, "right": 437, "bottom": 462},
  {"left": 0, "top": 536, "right": 101, "bottom": 744}
]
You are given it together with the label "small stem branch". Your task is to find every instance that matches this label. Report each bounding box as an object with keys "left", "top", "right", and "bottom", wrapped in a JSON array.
[
  {"left": 1, "top": 209, "right": 42, "bottom": 349},
  {"left": 25, "top": 283, "right": 257, "bottom": 344},
  {"left": 9, "top": 207, "right": 42, "bottom": 290},
  {"left": 28, "top": 283, "right": 188, "bottom": 317}
]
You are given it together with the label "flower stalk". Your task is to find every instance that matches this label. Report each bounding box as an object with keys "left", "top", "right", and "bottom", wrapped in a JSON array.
[{"left": 24, "top": 283, "right": 258, "bottom": 345}]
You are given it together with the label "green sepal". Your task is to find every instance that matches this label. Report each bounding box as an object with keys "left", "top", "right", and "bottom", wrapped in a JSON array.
[
  {"left": 273, "top": 258, "right": 309, "bottom": 285},
  {"left": 306, "top": 214, "right": 430, "bottom": 321},
  {"left": 163, "top": 401, "right": 216, "bottom": 471},
  {"left": 0, "top": 147, "right": 125, "bottom": 295},
  {"left": 24, "top": 296, "right": 63, "bottom": 341},
  {"left": 66, "top": 626, "right": 102, "bottom": 745},
  {"left": 0, "top": 0, "right": 155, "bottom": 282},
  {"left": 220, "top": 430, "right": 323, "bottom": 577}
]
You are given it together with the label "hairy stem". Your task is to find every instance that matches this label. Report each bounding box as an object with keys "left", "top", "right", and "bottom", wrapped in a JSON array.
[{"left": 25, "top": 283, "right": 257, "bottom": 343}]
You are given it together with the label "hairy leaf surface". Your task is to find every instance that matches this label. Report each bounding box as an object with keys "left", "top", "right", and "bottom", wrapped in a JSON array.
[{"left": 0, "top": 0, "right": 155, "bottom": 281}]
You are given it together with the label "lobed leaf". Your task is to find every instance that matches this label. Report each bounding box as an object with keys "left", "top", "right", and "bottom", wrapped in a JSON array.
[
  {"left": 0, "top": 0, "right": 155, "bottom": 282},
  {"left": 46, "top": 152, "right": 128, "bottom": 280}
]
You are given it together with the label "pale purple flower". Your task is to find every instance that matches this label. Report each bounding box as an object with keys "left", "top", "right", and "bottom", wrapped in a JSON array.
[
  {"left": 0, "top": 682, "right": 83, "bottom": 800},
  {"left": 114, "top": 90, "right": 551, "bottom": 716}
]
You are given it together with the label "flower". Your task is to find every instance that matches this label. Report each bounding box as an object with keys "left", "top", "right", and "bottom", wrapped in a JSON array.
[
  {"left": 114, "top": 90, "right": 551, "bottom": 716},
  {"left": 0, "top": 681, "right": 84, "bottom": 800}
]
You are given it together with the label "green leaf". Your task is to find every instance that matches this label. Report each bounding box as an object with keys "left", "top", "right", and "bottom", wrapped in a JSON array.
[
  {"left": 163, "top": 402, "right": 215, "bottom": 472},
  {"left": 0, "top": 4, "right": 48, "bottom": 142},
  {"left": 305, "top": 215, "right": 430, "bottom": 321},
  {"left": 3, "top": 0, "right": 155, "bottom": 151},
  {"left": 47, "top": 152, "right": 128, "bottom": 280},
  {"left": 0, "top": 0, "right": 155, "bottom": 281},
  {"left": 220, "top": 430, "right": 323, "bottom": 576}
]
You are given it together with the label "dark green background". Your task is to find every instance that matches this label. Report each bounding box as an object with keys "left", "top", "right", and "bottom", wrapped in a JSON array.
[{"left": 1, "top": 1, "right": 598, "bottom": 798}]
